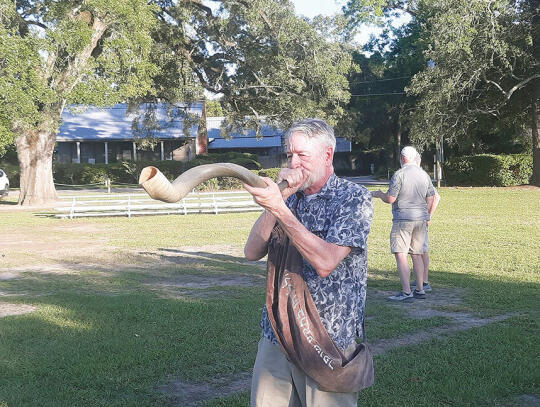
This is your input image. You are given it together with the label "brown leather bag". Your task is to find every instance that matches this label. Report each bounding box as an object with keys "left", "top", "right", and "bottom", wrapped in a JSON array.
[{"left": 265, "top": 224, "right": 374, "bottom": 393}]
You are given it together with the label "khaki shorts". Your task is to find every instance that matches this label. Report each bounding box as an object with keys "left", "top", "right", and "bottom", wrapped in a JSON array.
[{"left": 390, "top": 220, "right": 427, "bottom": 254}]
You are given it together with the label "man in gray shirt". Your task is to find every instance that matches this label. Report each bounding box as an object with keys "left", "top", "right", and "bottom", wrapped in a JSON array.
[{"left": 372, "top": 146, "right": 435, "bottom": 301}]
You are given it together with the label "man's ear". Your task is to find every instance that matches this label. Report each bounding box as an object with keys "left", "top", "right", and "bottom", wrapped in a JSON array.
[{"left": 325, "top": 146, "right": 334, "bottom": 166}]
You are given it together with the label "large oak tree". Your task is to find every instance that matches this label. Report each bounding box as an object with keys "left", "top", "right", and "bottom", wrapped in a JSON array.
[{"left": 0, "top": 0, "right": 352, "bottom": 205}]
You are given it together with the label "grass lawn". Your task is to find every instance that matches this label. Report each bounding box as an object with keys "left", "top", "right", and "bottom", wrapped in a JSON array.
[{"left": 0, "top": 186, "right": 538, "bottom": 406}]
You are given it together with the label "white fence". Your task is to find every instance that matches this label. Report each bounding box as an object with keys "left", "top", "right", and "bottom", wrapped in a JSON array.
[{"left": 54, "top": 191, "right": 262, "bottom": 219}]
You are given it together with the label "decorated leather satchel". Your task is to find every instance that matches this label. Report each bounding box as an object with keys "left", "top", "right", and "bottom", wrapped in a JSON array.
[{"left": 265, "top": 224, "right": 374, "bottom": 393}]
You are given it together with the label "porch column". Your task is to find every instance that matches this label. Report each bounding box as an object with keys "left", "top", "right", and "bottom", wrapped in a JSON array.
[
  {"left": 160, "top": 141, "right": 164, "bottom": 161},
  {"left": 76, "top": 141, "right": 81, "bottom": 163},
  {"left": 104, "top": 142, "right": 109, "bottom": 164},
  {"left": 132, "top": 142, "right": 137, "bottom": 161}
]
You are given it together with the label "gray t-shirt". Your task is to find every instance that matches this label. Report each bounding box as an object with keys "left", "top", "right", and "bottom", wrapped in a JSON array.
[{"left": 387, "top": 163, "right": 435, "bottom": 221}]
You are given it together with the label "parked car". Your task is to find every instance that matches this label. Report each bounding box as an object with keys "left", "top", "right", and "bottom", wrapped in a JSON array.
[{"left": 0, "top": 169, "right": 9, "bottom": 199}]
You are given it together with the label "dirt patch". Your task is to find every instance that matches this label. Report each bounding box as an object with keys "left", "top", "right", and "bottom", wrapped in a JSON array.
[
  {"left": 369, "top": 288, "right": 517, "bottom": 355},
  {"left": 369, "top": 312, "right": 516, "bottom": 356},
  {"left": 494, "top": 394, "right": 540, "bottom": 407},
  {"left": 375, "top": 287, "right": 466, "bottom": 318},
  {"left": 0, "top": 302, "right": 36, "bottom": 318},
  {"left": 159, "top": 372, "right": 252, "bottom": 407},
  {"left": 138, "top": 247, "right": 265, "bottom": 298},
  {"left": 145, "top": 275, "right": 264, "bottom": 300},
  {"left": 0, "top": 272, "right": 19, "bottom": 280},
  {"left": 0, "top": 231, "right": 109, "bottom": 267}
]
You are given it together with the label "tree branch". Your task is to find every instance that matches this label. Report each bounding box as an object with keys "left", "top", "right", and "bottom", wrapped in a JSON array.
[
  {"left": 23, "top": 19, "right": 48, "bottom": 30},
  {"left": 483, "top": 73, "right": 540, "bottom": 100}
]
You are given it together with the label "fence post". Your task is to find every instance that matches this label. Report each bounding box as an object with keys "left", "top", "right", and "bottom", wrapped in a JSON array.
[
  {"left": 105, "top": 177, "right": 111, "bottom": 194},
  {"left": 213, "top": 193, "right": 218, "bottom": 214},
  {"left": 182, "top": 198, "right": 187, "bottom": 216},
  {"left": 70, "top": 197, "right": 76, "bottom": 219},
  {"left": 127, "top": 195, "right": 131, "bottom": 218}
]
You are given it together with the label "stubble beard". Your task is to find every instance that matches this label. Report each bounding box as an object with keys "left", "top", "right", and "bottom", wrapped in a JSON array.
[{"left": 298, "top": 163, "right": 326, "bottom": 191}]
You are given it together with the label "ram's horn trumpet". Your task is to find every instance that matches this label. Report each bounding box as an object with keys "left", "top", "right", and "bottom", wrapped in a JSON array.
[{"left": 139, "top": 163, "right": 287, "bottom": 203}]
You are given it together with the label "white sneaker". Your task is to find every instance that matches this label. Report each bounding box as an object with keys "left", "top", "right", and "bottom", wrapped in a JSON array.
[
  {"left": 410, "top": 281, "right": 432, "bottom": 292},
  {"left": 388, "top": 291, "right": 414, "bottom": 301}
]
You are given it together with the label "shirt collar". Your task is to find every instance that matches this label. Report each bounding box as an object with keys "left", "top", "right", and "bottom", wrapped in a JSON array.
[{"left": 296, "top": 173, "right": 337, "bottom": 201}]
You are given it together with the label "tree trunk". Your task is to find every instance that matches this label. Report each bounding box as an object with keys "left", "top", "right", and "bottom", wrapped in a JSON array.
[
  {"left": 532, "top": 89, "right": 540, "bottom": 186},
  {"left": 394, "top": 112, "right": 402, "bottom": 170},
  {"left": 531, "top": 0, "right": 540, "bottom": 186},
  {"left": 16, "top": 127, "right": 57, "bottom": 205}
]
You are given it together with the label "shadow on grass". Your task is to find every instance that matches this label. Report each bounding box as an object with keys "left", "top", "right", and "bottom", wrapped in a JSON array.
[
  {"left": 0, "top": 252, "right": 538, "bottom": 406},
  {"left": 0, "top": 254, "right": 264, "bottom": 406}
]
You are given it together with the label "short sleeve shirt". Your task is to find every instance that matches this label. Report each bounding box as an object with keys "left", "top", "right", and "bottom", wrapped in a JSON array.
[
  {"left": 387, "top": 163, "right": 435, "bottom": 221},
  {"left": 260, "top": 174, "right": 373, "bottom": 351}
]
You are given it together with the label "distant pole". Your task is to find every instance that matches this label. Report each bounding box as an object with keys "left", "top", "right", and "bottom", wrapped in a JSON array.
[{"left": 435, "top": 136, "right": 443, "bottom": 188}]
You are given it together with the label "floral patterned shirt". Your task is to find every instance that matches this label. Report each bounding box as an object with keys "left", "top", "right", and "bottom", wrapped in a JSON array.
[{"left": 260, "top": 173, "right": 373, "bottom": 351}]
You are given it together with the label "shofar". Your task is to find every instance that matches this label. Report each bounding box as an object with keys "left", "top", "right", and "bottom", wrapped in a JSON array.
[{"left": 139, "top": 163, "right": 287, "bottom": 203}]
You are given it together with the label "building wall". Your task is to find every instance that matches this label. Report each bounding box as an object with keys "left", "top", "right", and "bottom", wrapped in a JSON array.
[{"left": 54, "top": 139, "right": 194, "bottom": 164}]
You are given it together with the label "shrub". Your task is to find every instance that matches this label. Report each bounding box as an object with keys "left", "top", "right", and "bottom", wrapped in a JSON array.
[
  {"left": 192, "top": 168, "right": 282, "bottom": 191},
  {"left": 48, "top": 153, "right": 264, "bottom": 187},
  {"left": 257, "top": 167, "right": 281, "bottom": 181},
  {"left": 3, "top": 156, "right": 277, "bottom": 191},
  {"left": 445, "top": 154, "right": 532, "bottom": 186}
]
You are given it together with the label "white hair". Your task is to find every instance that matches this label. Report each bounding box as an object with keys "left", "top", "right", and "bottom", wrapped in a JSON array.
[
  {"left": 401, "top": 146, "right": 418, "bottom": 162},
  {"left": 284, "top": 119, "right": 336, "bottom": 152}
]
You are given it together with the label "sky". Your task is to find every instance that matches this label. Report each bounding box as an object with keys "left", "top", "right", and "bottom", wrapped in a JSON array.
[
  {"left": 290, "top": 0, "right": 345, "bottom": 18},
  {"left": 290, "top": 0, "right": 384, "bottom": 45}
]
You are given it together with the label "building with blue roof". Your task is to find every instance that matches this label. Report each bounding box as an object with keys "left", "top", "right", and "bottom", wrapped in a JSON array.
[
  {"left": 206, "top": 116, "right": 351, "bottom": 168},
  {"left": 55, "top": 102, "right": 205, "bottom": 164},
  {"left": 55, "top": 103, "right": 352, "bottom": 169},
  {"left": 206, "top": 116, "right": 285, "bottom": 167}
]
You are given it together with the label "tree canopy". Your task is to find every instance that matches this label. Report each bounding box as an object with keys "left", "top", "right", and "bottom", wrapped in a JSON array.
[{"left": 344, "top": 0, "right": 540, "bottom": 183}]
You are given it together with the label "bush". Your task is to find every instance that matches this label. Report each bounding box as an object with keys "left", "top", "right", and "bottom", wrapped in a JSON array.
[
  {"left": 445, "top": 154, "right": 532, "bottom": 186},
  {"left": 193, "top": 168, "right": 282, "bottom": 191},
  {"left": 257, "top": 167, "right": 281, "bottom": 181},
  {"left": 50, "top": 153, "right": 265, "bottom": 187}
]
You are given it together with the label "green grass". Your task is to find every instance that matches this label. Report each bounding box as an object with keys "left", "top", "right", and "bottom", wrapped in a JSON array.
[{"left": 0, "top": 186, "right": 539, "bottom": 406}]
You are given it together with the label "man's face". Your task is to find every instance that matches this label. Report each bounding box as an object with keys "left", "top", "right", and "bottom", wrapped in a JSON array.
[{"left": 286, "top": 131, "right": 330, "bottom": 191}]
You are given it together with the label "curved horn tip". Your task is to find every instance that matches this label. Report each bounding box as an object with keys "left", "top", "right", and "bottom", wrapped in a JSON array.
[{"left": 139, "top": 166, "right": 158, "bottom": 185}]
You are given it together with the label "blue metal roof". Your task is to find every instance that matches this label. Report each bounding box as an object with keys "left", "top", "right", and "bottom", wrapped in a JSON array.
[
  {"left": 57, "top": 103, "right": 203, "bottom": 141},
  {"left": 209, "top": 137, "right": 282, "bottom": 149},
  {"left": 206, "top": 116, "right": 283, "bottom": 140},
  {"left": 207, "top": 116, "right": 351, "bottom": 152}
]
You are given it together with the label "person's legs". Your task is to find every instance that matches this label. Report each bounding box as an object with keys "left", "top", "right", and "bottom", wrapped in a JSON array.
[
  {"left": 422, "top": 228, "right": 429, "bottom": 283},
  {"left": 395, "top": 252, "right": 412, "bottom": 293},
  {"left": 251, "top": 337, "right": 301, "bottom": 407},
  {"left": 410, "top": 253, "right": 424, "bottom": 290},
  {"left": 390, "top": 221, "right": 415, "bottom": 293},
  {"left": 409, "top": 221, "right": 427, "bottom": 297},
  {"left": 422, "top": 251, "right": 429, "bottom": 283}
]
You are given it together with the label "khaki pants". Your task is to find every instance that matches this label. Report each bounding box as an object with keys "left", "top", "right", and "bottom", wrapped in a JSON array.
[{"left": 250, "top": 337, "right": 359, "bottom": 407}]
